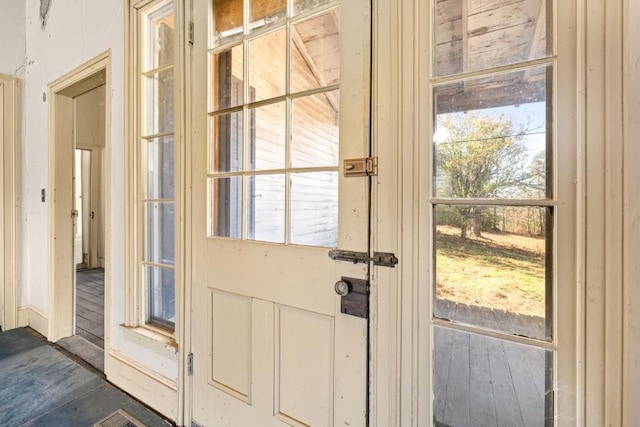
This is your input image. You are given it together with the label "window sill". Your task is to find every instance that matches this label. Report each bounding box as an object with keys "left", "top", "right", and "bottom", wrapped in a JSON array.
[{"left": 120, "top": 324, "right": 178, "bottom": 350}]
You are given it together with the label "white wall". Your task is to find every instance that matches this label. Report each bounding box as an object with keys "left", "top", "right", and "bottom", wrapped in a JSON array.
[
  {"left": 22, "top": 0, "right": 123, "bottom": 313},
  {"left": 0, "top": 0, "right": 26, "bottom": 76},
  {"left": 18, "top": 0, "right": 177, "bottom": 382}
]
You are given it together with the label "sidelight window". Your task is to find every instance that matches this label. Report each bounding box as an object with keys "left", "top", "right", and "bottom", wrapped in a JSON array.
[
  {"left": 127, "top": 0, "right": 178, "bottom": 332},
  {"left": 430, "top": 0, "right": 556, "bottom": 425}
]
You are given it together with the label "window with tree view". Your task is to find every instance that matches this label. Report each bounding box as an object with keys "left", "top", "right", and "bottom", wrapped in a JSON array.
[
  {"left": 209, "top": 0, "right": 341, "bottom": 247},
  {"left": 431, "top": 0, "right": 555, "bottom": 425}
]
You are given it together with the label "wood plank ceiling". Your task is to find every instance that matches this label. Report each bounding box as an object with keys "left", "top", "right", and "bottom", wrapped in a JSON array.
[{"left": 434, "top": 0, "right": 549, "bottom": 113}]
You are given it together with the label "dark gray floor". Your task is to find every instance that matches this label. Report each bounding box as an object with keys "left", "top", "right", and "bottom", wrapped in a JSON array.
[
  {"left": 57, "top": 334, "right": 104, "bottom": 372},
  {"left": 76, "top": 268, "right": 104, "bottom": 348},
  {"left": 0, "top": 327, "right": 172, "bottom": 427}
]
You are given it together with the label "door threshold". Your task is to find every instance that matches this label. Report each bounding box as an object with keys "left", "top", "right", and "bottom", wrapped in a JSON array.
[{"left": 57, "top": 335, "right": 104, "bottom": 373}]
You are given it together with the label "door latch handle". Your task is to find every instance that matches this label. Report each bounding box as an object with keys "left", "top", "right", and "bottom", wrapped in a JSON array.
[
  {"left": 328, "top": 249, "right": 398, "bottom": 267},
  {"left": 334, "top": 280, "right": 350, "bottom": 296},
  {"left": 335, "top": 277, "right": 368, "bottom": 318}
]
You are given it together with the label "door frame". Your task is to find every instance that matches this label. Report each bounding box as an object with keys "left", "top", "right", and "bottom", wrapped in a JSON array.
[
  {"left": 0, "top": 73, "right": 19, "bottom": 331},
  {"left": 372, "top": 0, "right": 590, "bottom": 425},
  {"left": 48, "top": 52, "right": 111, "bottom": 342}
]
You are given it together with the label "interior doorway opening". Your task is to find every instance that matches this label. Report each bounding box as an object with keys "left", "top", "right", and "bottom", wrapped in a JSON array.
[{"left": 48, "top": 53, "right": 109, "bottom": 373}]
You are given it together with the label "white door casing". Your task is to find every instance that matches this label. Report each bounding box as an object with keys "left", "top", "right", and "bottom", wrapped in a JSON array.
[
  {"left": 0, "top": 74, "right": 18, "bottom": 332},
  {"left": 189, "top": 0, "right": 372, "bottom": 425},
  {"left": 48, "top": 55, "right": 108, "bottom": 342}
]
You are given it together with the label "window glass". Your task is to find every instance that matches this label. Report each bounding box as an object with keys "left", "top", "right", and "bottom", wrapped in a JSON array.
[
  {"left": 247, "top": 174, "right": 286, "bottom": 243},
  {"left": 250, "top": 0, "right": 286, "bottom": 32},
  {"left": 209, "top": 2, "right": 341, "bottom": 246},
  {"left": 291, "top": 91, "right": 339, "bottom": 168},
  {"left": 293, "top": 0, "right": 334, "bottom": 16},
  {"left": 434, "top": 67, "right": 550, "bottom": 200},
  {"left": 210, "top": 176, "right": 243, "bottom": 238},
  {"left": 249, "top": 101, "right": 286, "bottom": 170},
  {"left": 144, "top": 2, "right": 174, "bottom": 71},
  {"left": 291, "top": 172, "right": 338, "bottom": 246},
  {"left": 143, "top": 68, "right": 175, "bottom": 136},
  {"left": 431, "top": 1, "right": 555, "bottom": 421},
  {"left": 211, "top": 45, "right": 244, "bottom": 111},
  {"left": 146, "top": 135, "right": 175, "bottom": 199},
  {"left": 248, "top": 29, "right": 287, "bottom": 101},
  {"left": 433, "top": 326, "right": 552, "bottom": 426},
  {"left": 211, "top": 111, "right": 244, "bottom": 173},
  {"left": 147, "top": 266, "right": 176, "bottom": 326},
  {"left": 145, "top": 202, "right": 176, "bottom": 265},
  {"left": 291, "top": 11, "right": 340, "bottom": 92},
  {"left": 434, "top": 204, "right": 550, "bottom": 340},
  {"left": 138, "top": 0, "right": 176, "bottom": 328},
  {"left": 213, "top": 0, "right": 243, "bottom": 45},
  {"left": 434, "top": 0, "right": 549, "bottom": 77}
]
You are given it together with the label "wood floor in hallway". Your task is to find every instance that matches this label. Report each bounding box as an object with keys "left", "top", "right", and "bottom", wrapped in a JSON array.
[{"left": 76, "top": 268, "right": 104, "bottom": 348}]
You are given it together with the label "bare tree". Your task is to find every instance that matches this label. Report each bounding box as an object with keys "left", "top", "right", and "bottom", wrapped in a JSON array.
[{"left": 435, "top": 112, "right": 533, "bottom": 238}]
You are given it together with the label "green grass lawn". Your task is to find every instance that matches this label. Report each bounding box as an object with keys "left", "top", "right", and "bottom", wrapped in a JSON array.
[{"left": 436, "top": 226, "right": 546, "bottom": 317}]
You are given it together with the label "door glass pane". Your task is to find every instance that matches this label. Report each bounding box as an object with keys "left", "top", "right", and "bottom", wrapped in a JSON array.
[
  {"left": 208, "top": 0, "right": 341, "bottom": 247},
  {"left": 434, "top": 0, "right": 549, "bottom": 77},
  {"left": 434, "top": 204, "right": 550, "bottom": 340},
  {"left": 293, "top": 0, "right": 334, "bottom": 16},
  {"left": 248, "top": 174, "right": 285, "bottom": 243},
  {"left": 291, "top": 172, "right": 338, "bottom": 246},
  {"left": 249, "top": 101, "right": 286, "bottom": 170},
  {"left": 434, "top": 67, "right": 550, "bottom": 199},
  {"left": 249, "top": 29, "right": 287, "bottom": 101},
  {"left": 143, "top": 68, "right": 175, "bottom": 136},
  {"left": 145, "top": 202, "right": 175, "bottom": 265},
  {"left": 433, "top": 326, "right": 553, "bottom": 426},
  {"left": 210, "top": 176, "right": 243, "bottom": 238},
  {"left": 211, "top": 111, "right": 244, "bottom": 173},
  {"left": 146, "top": 135, "right": 175, "bottom": 199},
  {"left": 211, "top": 45, "right": 244, "bottom": 111},
  {"left": 250, "top": 0, "right": 286, "bottom": 32},
  {"left": 144, "top": 2, "right": 174, "bottom": 71},
  {"left": 291, "top": 9, "right": 340, "bottom": 93},
  {"left": 147, "top": 265, "right": 175, "bottom": 326},
  {"left": 213, "top": 0, "right": 243, "bottom": 46},
  {"left": 291, "top": 91, "right": 339, "bottom": 168}
]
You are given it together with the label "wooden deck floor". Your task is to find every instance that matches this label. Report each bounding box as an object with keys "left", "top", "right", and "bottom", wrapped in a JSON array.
[
  {"left": 76, "top": 268, "right": 104, "bottom": 349},
  {"left": 434, "top": 301, "right": 551, "bottom": 427}
]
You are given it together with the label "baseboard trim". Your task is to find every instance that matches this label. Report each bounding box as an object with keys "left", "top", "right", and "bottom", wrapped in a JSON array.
[
  {"left": 17, "top": 305, "right": 49, "bottom": 337},
  {"left": 106, "top": 349, "right": 178, "bottom": 421}
]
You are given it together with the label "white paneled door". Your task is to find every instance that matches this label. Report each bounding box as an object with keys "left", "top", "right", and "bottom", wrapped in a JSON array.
[{"left": 190, "top": 0, "right": 371, "bottom": 425}]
